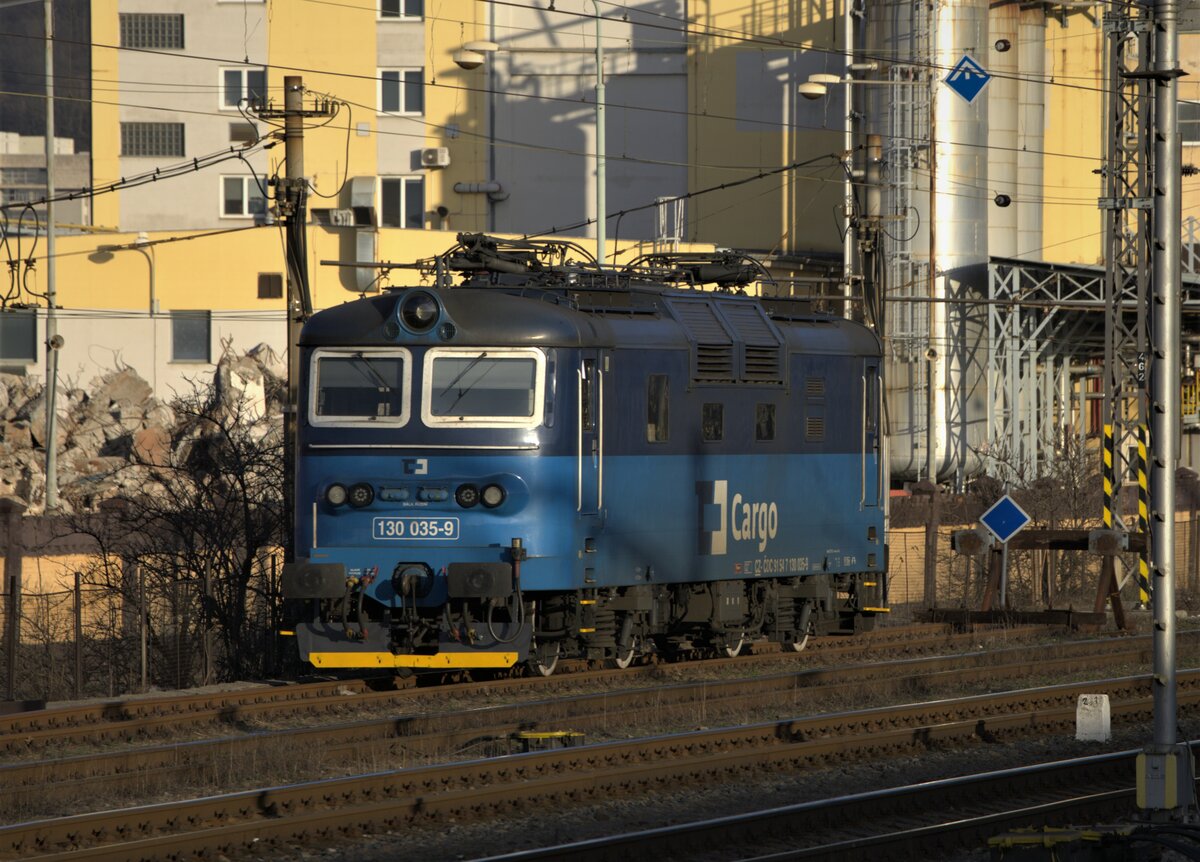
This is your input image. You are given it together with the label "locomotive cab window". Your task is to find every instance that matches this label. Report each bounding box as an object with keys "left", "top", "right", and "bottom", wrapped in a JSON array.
[
  {"left": 646, "top": 375, "right": 669, "bottom": 442},
  {"left": 309, "top": 348, "right": 411, "bottom": 427},
  {"left": 421, "top": 347, "right": 546, "bottom": 428},
  {"left": 702, "top": 403, "right": 723, "bottom": 442},
  {"left": 755, "top": 403, "right": 776, "bottom": 441}
]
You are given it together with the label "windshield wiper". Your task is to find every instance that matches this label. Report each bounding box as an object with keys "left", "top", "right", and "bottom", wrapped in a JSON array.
[
  {"left": 353, "top": 352, "right": 392, "bottom": 390},
  {"left": 439, "top": 351, "right": 488, "bottom": 398}
]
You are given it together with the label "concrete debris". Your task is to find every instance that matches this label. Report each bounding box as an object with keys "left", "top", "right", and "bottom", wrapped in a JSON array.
[{"left": 0, "top": 350, "right": 285, "bottom": 514}]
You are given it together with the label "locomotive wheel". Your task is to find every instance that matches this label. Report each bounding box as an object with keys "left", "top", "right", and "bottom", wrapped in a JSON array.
[
  {"left": 783, "top": 631, "right": 810, "bottom": 652},
  {"left": 721, "top": 635, "right": 745, "bottom": 658},
  {"left": 607, "top": 638, "right": 638, "bottom": 670},
  {"left": 528, "top": 642, "right": 560, "bottom": 677},
  {"left": 784, "top": 619, "right": 815, "bottom": 652}
]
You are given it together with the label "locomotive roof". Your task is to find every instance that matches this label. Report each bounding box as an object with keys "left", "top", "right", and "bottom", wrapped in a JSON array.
[
  {"left": 300, "top": 285, "right": 880, "bottom": 357},
  {"left": 303, "top": 233, "right": 879, "bottom": 356}
]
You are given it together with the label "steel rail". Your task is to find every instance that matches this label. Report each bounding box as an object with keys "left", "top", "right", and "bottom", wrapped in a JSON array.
[
  {"left": 0, "top": 630, "right": 1164, "bottom": 761},
  {"left": 0, "top": 671, "right": 1192, "bottom": 860},
  {"left": 0, "top": 636, "right": 1166, "bottom": 814},
  {"left": 473, "top": 751, "right": 1143, "bottom": 861},
  {"left": 0, "top": 624, "right": 1048, "bottom": 750}
]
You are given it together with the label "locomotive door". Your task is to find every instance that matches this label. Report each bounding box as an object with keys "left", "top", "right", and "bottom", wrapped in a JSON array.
[
  {"left": 862, "top": 360, "right": 881, "bottom": 508},
  {"left": 577, "top": 352, "right": 604, "bottom": 520}
]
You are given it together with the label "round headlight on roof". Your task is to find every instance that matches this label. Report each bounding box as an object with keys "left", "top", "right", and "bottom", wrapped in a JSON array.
[
  {"left": 348, "top": 482, "right": 375, "bottom": 508},
  {"left": 399, "top": 291, "right": 439, "bottom": 333},
  {"left": 325, "top": 483, "right": 348, "bottom": 507}
]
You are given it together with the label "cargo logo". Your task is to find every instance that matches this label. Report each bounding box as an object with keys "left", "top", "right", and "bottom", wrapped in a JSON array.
[{"left": 697, "top": 480, "right": 779, "bottom": 555}]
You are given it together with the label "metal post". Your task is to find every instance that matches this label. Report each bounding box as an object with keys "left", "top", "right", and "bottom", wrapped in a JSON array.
[
  {"left": 203, "top": 564, "right": 214, "bottom": 685},
  {"left": 138, "top": 564, "right": 147, "bottom": 693},
  {"left": 73, "top": 571, "right": 81, "bottom": 699},
  {"left": 1139, "top": 0, "right": 1192, "bottom": 817},
  {"left": 43, "top": 0, "right": 58, "bottom": 511},
  {"left": 923, "top": 486, "right": 940, "bottom": 607},
  {"left": 842, "top": 0, "right": 856, "bottom": 314},
  {"left": 590, "top": 1, "right": 606, "bottom": 265}
]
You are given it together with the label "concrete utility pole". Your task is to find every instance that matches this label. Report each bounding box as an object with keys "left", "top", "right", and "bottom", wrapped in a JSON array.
[{"left": 254, "top": 77, "right": 331, "bottom": 564}]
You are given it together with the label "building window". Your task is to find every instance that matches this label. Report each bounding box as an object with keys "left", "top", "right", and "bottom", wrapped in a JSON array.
[
  {"left": 380, "top": 0, "right": 423, "bottom": 17},
  {"left": 379, "top": 68, "right": 424, "bottom": 115},
  {"left": 0, "top": 168, "right": 46, "bottom": 185},
  {"left": 0, "top": 309, "right": 36, "bottom": 363},
  {"left": 121, "top": 122, "right": 185, "bottom": 157},
  {"left": 229, "top": 122, "right": 258, "bottom": 144},
  {"left": 221, "top": 67, "right": 267, "bottom": 110},
  {"left": 171, "top": 311, "right": 210, "bottom": 362},
  {"left": 646, "top": 375, "right": 669, "bottom": 443},
  {"left": 258, "top": 273, "right": 283, "bottom": 299},
  {"left": 755, "top": 403, "right": 776, "bottom": 441},
  {"left": 119, "top": 13, "right": 184, "bottom": 50},
  {"left": 380, "top": 177, "right": 425, "bottom": 228},
  {"left": 1183, "top": 101, "right": 1200, "bottom": 146},
  {"left": 222, "top": 176, "right": 266, "bottom": 218}
]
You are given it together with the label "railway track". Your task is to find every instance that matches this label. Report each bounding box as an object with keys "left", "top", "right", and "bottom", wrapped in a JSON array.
[
  {"left": 474, "top": 750, "right": 1148, "bottom": 861},
  {"left": 2, "top": 665, "right": 1192, "bottom": 861},
  {"left": 0, "top": 633, "right": 1168, "bottom": 819},
  {"left": 0, "top": 622, "right": 1056, "bottom": 753}
]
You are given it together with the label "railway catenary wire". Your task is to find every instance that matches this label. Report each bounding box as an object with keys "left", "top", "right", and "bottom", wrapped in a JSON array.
[
  {"left": 0, "top": 631, "right": 1179, "bottom": 819},
  {"left": 2, "top": 666, "right": 1198, "bottom": 861}
]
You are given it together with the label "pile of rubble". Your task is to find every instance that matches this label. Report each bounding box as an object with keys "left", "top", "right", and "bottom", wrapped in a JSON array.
[{"left": 0, "top": 345, "right": 285, "bottom": 514}]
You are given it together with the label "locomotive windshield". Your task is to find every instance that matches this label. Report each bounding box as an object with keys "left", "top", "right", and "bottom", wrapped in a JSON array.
[
  {"left": 421, "top": 347, "right": 546, "bottom": 428},
  {"left": 309, "top": 348, "right": 411, "bottom": 426}
]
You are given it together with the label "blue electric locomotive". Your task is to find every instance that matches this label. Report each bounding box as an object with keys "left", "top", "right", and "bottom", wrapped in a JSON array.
[{"left": 282, "top": 234, "right": 887, "bottom": 674}]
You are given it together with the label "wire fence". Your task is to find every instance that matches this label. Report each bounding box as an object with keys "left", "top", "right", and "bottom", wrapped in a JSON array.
[{"left": 1, "top": 555, "right": 288, "bottom": 703}]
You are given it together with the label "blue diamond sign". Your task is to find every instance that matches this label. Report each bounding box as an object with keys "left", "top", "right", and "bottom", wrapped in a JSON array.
[
  {"left": 945, "top": 54, "right": 990, "bottom": 104},
  {"left": 980, "top": 494, "right": 1031, "bottom": 544}
]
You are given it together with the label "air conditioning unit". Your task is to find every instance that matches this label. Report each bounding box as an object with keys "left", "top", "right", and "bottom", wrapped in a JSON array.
[{"left": 421, "top": 147, "right": 450, "bottom": 168}]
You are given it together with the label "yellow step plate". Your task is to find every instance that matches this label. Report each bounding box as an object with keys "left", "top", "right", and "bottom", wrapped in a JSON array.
[{"left": 310, "top": 651, "right": 519, "bottom": 669}]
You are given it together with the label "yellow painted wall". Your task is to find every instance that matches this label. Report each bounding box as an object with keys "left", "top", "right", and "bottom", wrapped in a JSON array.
[
  {"left": 1040, "top": 23, "right": 1104, "bottom": 266},
  {"left": 688, "top": 0, "right": 843, "bottom": 255},
  {"left": 265, "top": 2, "right": 379, "bottom": 198},
  {"left": 23, "top": 228, "right": 712, "bottom": 312},
  {"left": 430, "top": 0, "right": 492, "bottom": 231},
  {"left": 89, "top": 0, "right": 120, "bottom": 229}
]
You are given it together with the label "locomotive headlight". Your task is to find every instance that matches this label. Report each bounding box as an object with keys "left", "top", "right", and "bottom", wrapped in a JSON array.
[
  {"left": 399, "top": 291, "right": 439, "bottom": 333},
  {"left": 455, "top": 483, "right": 480, "bottom": 508},
  {"left": 481, "top": 483, "right": 506, "bottom": 508},
  {"left": 325, "top": 483, "right": 348, "bottom": 507},
  {"left": 348, "top": 482, "right": 375, "bottom": 508}
]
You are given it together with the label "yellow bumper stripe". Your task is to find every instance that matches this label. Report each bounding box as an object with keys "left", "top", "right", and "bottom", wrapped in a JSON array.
[
  {"left": 862, "top": 607, "right": 891, "bottom": 613},
  {"left": 309, "top": 651, "right": 519, "bottom": 669}
]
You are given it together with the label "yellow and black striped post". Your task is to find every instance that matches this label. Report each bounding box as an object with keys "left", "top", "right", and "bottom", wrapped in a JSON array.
[
  {"left": 1103, "top": 424, "right": 1115, "bottom": 530},
  {"left": 1136, "top": 424, "right": 1151, "bottom": 604}
]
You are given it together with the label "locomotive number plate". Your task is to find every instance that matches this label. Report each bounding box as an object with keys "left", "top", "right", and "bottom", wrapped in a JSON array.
[{"left": 372, "top": 517, "right": 460, "bottom": 541}]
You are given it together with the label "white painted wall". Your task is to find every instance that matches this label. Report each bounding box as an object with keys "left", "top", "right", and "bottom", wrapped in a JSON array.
[
  {"left": 114, "top": 0, "right": 271, "bottom": 231},
  {"left": 9, "top": 307, "right": 284, "bottom": 398},
  {"left": 488, "top": 1, "right": 687, "bottom": 243}
]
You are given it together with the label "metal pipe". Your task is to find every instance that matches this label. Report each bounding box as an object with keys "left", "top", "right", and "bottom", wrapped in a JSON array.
[
  {"left": 590, "top": 1, "right": 606, "bottom": 266},
  {"left": 43, "top": 0, "right": 57, "bottom": 511}
]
